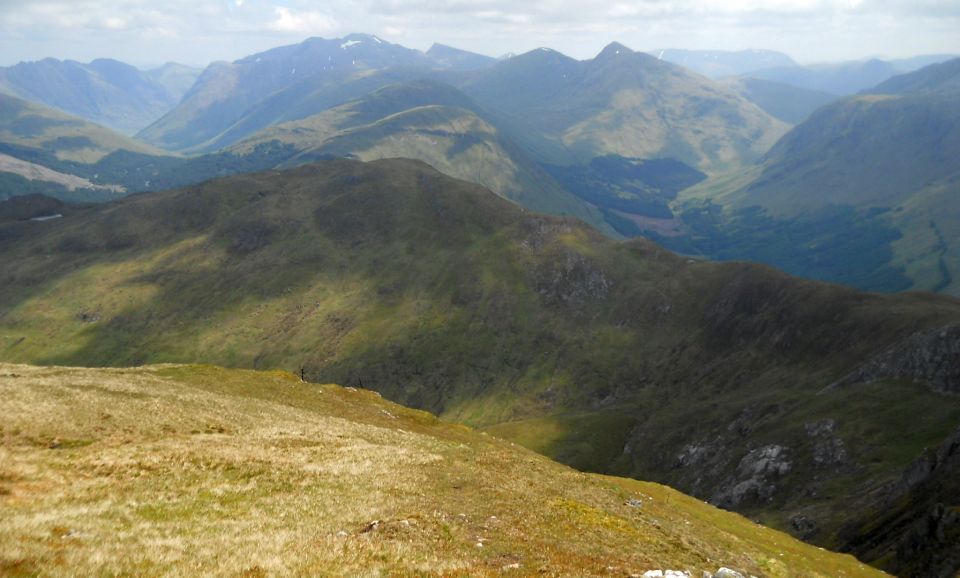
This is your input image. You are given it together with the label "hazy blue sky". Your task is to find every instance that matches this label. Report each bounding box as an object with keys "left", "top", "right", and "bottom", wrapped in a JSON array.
[{"left": 0, "top": 0, "right": 957, "bottom": 68}]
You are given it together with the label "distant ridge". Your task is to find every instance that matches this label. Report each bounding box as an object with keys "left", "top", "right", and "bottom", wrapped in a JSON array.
[{"left": 0, "top": 58, "right": 199, "bottom": 134}]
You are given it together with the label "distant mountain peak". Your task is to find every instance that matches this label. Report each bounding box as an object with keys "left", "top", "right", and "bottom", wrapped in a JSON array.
[
  {"left": 341, "top": 32, "right": 384, "bottom": 44},
  {"left": 425, "top": 43, "right": 496, "bottom": 71},
  {"left": 596, "top": 41, "right": 634, "bottom": 59}
]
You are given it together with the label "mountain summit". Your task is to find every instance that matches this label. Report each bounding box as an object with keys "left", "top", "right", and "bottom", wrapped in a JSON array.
[{"left": 595, "top": 41, "right": 635, "bottom": 59}]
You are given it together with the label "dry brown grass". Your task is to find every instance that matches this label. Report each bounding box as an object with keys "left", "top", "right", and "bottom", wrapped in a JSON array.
[{"left": 0, "top": 364, "right": 885, "bottom": 577}]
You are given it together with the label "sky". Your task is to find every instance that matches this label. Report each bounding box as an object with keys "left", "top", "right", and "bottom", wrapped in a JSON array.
[{"left": 0, "top": 0, "right": 958, "bottom": 68}]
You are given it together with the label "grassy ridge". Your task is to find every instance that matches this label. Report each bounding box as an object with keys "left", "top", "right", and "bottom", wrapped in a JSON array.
[
  {"left": 230, "top": 81, "right": 610, "bottom": 231},
  {"left": 0, "top": 363, "right": 885, "bottom": 577}
]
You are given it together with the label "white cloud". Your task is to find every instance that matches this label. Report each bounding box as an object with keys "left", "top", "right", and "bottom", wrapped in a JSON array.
[
  {"left": 103, "top": 16, "right": 127, "bottom": 29},
  {"left": 269, "top": 7, "right": 338, "bottom": 34}
]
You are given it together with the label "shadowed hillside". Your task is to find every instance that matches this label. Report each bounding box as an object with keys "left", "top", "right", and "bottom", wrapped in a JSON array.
[{"left": 656, "top": 58, "right": 960, "bottom": 296}]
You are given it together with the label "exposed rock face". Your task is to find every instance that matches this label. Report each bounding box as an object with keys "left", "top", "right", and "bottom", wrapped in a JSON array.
[
  {"left": 895, "top": 426, "right": 960, "bottom": 496},
  {"left": 789, "top": 514, "right": 817, "bottom": 539},
  {"left": 840, "top": 426, "right": 960, "bottom": 578},
  {"left": 804, "top": 418, "right": 848, "bottom": 469},
  {"left": 519, "top": 218, "right": 612, "bottom": 310},
  {"left": 837, "top": 324, "right": 960, "bottom": 394},
  {"left": 533, "top": 251, "right": 611, "bottom": 308},
  {"left": 711, "top": 444, "right": 792, "bottom": 508},
  {"left": 895, "top": 503, "right": 960, "bottom": 578},
  {"left": 675, "top": 442, "right": 714, "bottom": 469}
]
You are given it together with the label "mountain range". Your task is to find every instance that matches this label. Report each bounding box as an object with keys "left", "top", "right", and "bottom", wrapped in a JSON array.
[
  {"left": 0, "top": 35, "right": 789, "bottom": 238},
  {"left": 1, "top": 158, "right": 959, "bottom": 575},
  {"left": 652, "top": 48, "right": 798, "bottom": 78},
  {"left": 741, "top": 55, "right": 958, "bottom": 96},
  {"left": 0, "top": 58, "right": 201, "bottom": 134},
  {"left": 1, "top": 36, "right": 958, "bottom": 300},
  {"left": 660, "top": 57, "right": 960, "bottom": 296},
  {"left": 138, "top": 37, "right": 788, "bottom": 177},
  {"left": 138, "top": 34, "right": 445, "bottom": 152}
]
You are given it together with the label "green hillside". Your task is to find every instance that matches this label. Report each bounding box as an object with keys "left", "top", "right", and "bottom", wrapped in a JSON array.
[
  {"left": 137, "top": 34, "right": 434, "bottom": 152},
  {"left": 231, "top": 81, "right": 609, "bottom": 232},
  {"left": 0, "top": 363, "right": 884, "bottom": 577},
  {"left": 0, "top": 93, "right": 172, "bottom": 202},
  {"left": 0, "top": 93, "right": 165, "bottom": 164},
  {"left": 0, "top": 58, "right": 187, "bottom": 134},
  {"left": 721, "top": 77, "right": 837, "bottom": 124},
  {"left": 653, "top": 59, "right": 960, "bottom": 296},
  {"left": 459, "top": 43, "right": 789, "bottom": 173},
  {"left": 0, "top": 158, "right": 957, "bottom": 575}
]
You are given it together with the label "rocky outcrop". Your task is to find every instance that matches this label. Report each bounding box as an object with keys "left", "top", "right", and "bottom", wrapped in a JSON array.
[
  {"left": 840, "top": 426, "right": 960, "bottom": 577},
  {"left": 711, "top": 444, "right": 792, "bottom": 508},
  {"left": 789, "top": 514, "right": 817, "bottom": 539},
  {"left": 894, "top": 503, "right": 960, "bottom": 578},
  {"left": 638, "top": 568, "right": 746, "bottom": 578},
  {"left": 836, "top": 324, "right": 960, "bottom": 394},
  {"left": 804, "top": 418, "right": 848, "bottom": 469},
  {"left": 894, "top": 426, "right": 960, "bottom": 496},
  {"left": 533, "top": 251, "right": 611, "bottom": 308}
]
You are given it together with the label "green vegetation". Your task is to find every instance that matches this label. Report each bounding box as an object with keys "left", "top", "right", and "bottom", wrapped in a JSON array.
[
  {"left": 137, "top": 34, "right": 433, "bottom": 152},
  {"left": 0, "top": 363, "right": 886, "bottom": 577},
  {"left": 229, "top": 81, "right": 609, "bottom": 231},
  {"left": 459, "top": 43, "right": 788, "bottom": 173},
  {"left": 656, "top": 203, "right": 913, "bottom": 292},
  {"left": 0, "top": 158, "right": 957, "bottom": 574},
  {"left": 0, "top": 93, "right": 165, "bottom": 163},
  {"left": 668, "top": 61, "right": 960, "bottom": 296},
  {"left": 545, "top": 155, "right": 706, "bottom": 231},
  {"left": 0, "top": 172, "right": 74, "bottom": 201},
  {"left": 0, "top": 58, "right": 191, "bottom": 134},
  {"left": 721, "top": 77, "right": 837, "bottom": 124}
]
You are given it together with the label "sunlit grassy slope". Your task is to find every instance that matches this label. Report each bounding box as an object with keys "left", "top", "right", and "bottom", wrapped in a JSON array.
[{"left": 0, "top": 363, "right": 885, "bottom": 577}]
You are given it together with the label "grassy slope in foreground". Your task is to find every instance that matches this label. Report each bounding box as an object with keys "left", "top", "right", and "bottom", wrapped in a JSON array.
[{"left": 0, "top": 363, "right": 883, "bottom": 578}]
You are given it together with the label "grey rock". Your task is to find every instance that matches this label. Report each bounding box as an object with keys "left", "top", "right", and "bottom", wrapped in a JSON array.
[
  {"left": 805, "top": 418, "right": 848, "bottom": 469},
  {"left": 534, "top": 251, "right": 611, "bottom": 308},
  {"left": 790, "top": 514, "right": 817, "bottom": 538},
  {"left": 712, "top": 445, "right": 791, "bottom": 507},
  {"left": 675, "top": 442, "right": 712, "bottom": 469},
  {"left": 835, "top": 323, "right": 960, "bottom": 393},
  {"left": 714, "top": 568, "right": 746, "bottom": 578},
  {"left": 895, "top": 426, "right": 960, "bottom": 495}
]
